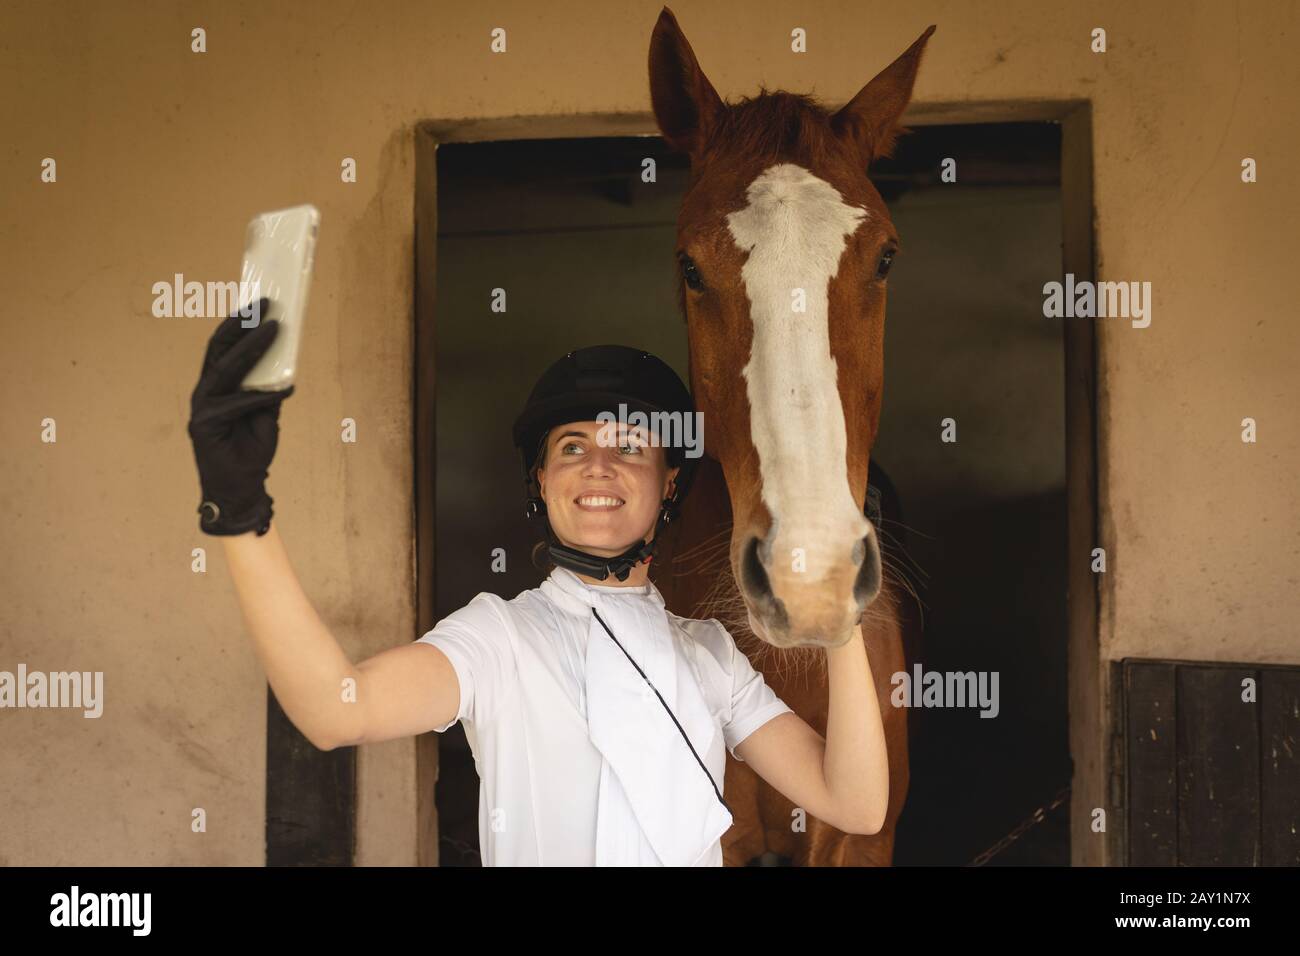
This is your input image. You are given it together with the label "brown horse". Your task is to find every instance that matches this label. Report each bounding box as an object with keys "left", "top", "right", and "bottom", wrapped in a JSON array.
[{"left": 647, "top": 8, "right": 933, "bottom": 865}]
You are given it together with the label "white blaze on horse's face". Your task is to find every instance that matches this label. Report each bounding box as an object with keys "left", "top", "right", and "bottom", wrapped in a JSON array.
[{"left": 726, "top": 163, "right": 874, "bottom": 585}]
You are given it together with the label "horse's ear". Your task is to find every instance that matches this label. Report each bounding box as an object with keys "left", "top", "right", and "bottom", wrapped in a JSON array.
[
  {"left": 831, "top": 25, "right": 936, "bottom": 164},
  {"left": 648, "top": 6, "right": 726, "bottom": 158}
]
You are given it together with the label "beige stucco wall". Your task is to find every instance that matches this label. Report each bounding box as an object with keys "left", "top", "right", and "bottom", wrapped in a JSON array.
[{"left": 1, "top": 0, "right": 1295, "bottom": 866}]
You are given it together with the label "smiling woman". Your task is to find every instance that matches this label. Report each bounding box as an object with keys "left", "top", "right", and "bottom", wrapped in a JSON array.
[
  {"left": 530, "top": 419, "right": 679, "bottom": 580},
  {"left": 510, "top": 344, "right": 700, "bottom": 587}
]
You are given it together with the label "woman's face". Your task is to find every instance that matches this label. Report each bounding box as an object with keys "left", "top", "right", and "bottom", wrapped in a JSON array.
[{"left": 535, "top": 419, "right": 680, "bottom": 556}]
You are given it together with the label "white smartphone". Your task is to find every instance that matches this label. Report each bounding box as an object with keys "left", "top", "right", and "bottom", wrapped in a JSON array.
[{"left": 237, "top": 204, "right": 319, "bottom": 391}]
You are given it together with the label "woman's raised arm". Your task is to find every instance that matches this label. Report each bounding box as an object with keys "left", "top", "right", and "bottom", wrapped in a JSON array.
[{"left": 221, "top": 525, "right": 461, "bottom": 750}]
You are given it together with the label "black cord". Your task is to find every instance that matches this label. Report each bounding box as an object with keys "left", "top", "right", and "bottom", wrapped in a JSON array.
[{"left": 590, "top": 607, "right": 732, "bottom": 815}]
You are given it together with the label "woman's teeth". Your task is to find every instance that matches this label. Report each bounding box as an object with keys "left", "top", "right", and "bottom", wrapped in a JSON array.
[{"left": 576, "top": 495, "right": 625, "bottom": 509}]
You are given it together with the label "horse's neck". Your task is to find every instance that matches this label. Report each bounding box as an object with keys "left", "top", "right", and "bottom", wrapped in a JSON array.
[{"left": 654, "top": 453, "right": 732, "bottom": 617}]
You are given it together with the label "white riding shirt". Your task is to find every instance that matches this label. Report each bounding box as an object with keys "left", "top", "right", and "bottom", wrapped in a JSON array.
[{"left": 415, "top": 565, "right": 793, "bottom": 866}]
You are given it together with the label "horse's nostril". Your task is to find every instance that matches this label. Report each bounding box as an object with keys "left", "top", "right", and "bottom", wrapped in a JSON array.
[
  {"left": 853, "top": 532, "right": 882, "bottom": 607},
  {"left": 741, "top": 535, "right": 774, "bottom": 602}
]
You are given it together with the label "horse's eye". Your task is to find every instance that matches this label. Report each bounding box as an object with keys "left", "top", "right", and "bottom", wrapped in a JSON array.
[
  {"left": 875, "top": 247, "right": 897, "bottom": 280},
  {"left": 679, "top": 253, "right": 705, "bottom": 291}
]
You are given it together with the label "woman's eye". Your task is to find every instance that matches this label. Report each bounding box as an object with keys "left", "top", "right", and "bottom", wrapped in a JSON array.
[
  {"left": 875, "top": 247, "right": 897, "bottom": 280},
  {"left": 679, "top": 252, "right": 705, "bottom": 291},
  {"left": 562, "top": 440, "right": 642, "bottom": 455}
]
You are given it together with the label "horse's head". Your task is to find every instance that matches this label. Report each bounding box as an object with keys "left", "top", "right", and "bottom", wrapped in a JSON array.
[{"left": 649, "top": 8, "right": 934, "bottom": 648}]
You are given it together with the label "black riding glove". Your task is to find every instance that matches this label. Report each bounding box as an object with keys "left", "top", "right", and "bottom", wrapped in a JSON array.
[{"left": 187, "top": 298, "right": 295, "bottom": 536}]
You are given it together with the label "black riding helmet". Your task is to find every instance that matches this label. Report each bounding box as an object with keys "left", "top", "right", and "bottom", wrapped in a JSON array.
[{"left": 512, "top": 345, "right": 699, "bottom": 582}]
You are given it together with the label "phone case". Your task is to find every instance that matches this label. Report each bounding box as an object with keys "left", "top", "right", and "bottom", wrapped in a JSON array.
[{"left": 238, "top": 204, "right": 319, "bottom": 391}]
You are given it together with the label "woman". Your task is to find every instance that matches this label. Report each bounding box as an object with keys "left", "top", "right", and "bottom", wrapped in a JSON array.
[{"left": 187, "top": 302, "right": 888, "bottom": 867}]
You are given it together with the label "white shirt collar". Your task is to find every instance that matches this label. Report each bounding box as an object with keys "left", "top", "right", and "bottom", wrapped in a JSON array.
[{"left": 539, "top": 565, "right": 667, "bottom": 615}]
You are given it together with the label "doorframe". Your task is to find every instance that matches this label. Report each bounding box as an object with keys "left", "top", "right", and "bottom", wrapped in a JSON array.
[{"left": 410, "top": 98, "right": 1102, "bottom": 866}]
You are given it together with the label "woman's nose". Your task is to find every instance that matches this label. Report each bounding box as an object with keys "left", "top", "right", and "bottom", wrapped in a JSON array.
[{"left": 582, "top": 449, "right": 619, "bottom": 475}]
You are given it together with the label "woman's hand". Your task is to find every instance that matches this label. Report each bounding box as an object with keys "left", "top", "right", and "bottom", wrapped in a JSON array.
[{"left": 187, "top": 298, "right": 295, "bottom": 536}]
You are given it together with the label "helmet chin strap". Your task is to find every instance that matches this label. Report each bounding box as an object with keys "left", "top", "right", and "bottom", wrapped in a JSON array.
[
  {"left": 537, "top": 499, "right": 671, "bottom": 583},
  {"left": 542, "top": 504, "right": 668, "bottom": 582}
]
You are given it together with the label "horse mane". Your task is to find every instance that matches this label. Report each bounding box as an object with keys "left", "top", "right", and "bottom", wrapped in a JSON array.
[
  {"left": 709, "top": 87, "right": 909, "bottom": 164},
  {"left": 707, "top": 88, "right": 840, "bottom": 165}
]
